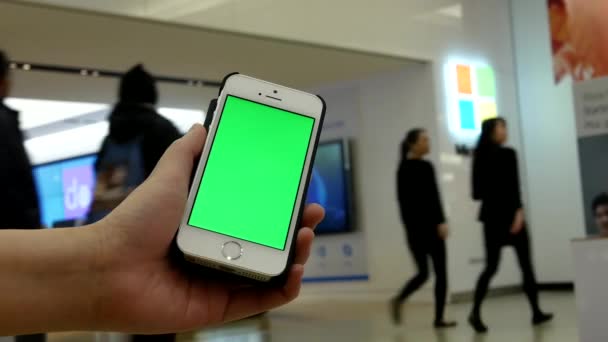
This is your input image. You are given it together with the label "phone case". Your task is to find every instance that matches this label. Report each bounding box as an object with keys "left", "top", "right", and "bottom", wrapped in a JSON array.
[{"left": 177, "top": 72, "right": 326, "bottom": 287}]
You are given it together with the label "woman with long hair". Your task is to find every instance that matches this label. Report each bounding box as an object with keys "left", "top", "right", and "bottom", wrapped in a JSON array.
[
  {"left": 391, "top": 128, "right": 456, "bottom": 328},
  {"left": 468, "top": 118, "right": 553, "bottom": 333}
]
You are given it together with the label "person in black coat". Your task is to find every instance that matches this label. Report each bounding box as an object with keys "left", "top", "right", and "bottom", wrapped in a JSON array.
[
  {"left": 0, "top": 50, "right": 46, "bottom": 342},
  {"left": 89, "top": 65, "right": 182, "bottom": 221},
  {"left": 391, "top": 129, "right": 456, "bottom": 328},
  {"left": 0, "top": 51, "right": 41, "bottom": 231},
  {"left": 468, "top": 118, "right": 553, "bottom": 333}
]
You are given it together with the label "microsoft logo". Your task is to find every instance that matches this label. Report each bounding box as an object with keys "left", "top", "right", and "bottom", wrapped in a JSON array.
[{"left": 455, "top": 64, "right": 497, "bottom": 130}]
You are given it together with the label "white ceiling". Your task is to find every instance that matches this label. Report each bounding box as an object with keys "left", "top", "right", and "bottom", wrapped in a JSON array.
[
  {"left": 6, "top": 97, "right": 205, "bottom": 164},
  {"left": 18, "top": 0, "right": 462, "bottom": 22},
  {"left": 16, "top": 0, "right": 463, "bottom": 58}
]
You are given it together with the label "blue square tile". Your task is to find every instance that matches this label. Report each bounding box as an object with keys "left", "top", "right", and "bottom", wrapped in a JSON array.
[{"left": 459, "top": 100, "right": 476, "bottom": 130}]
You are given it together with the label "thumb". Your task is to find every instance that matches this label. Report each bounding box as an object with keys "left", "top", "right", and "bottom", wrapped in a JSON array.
[{"left": 150, "top": 124, "right": 207, "bottom": 191}]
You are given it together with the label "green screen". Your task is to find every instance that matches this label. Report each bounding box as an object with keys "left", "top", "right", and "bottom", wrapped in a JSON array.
[{"left": 188, "top": 95, "right": 315, "bottom": 250}]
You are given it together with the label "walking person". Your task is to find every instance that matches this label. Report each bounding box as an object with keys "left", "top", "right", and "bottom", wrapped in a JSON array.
[
  {"left": 391, "top": 129, "right": 456, "bottom": 328},
  {"left": 468, "top": 118, "right": 553, "bottom": 333}
]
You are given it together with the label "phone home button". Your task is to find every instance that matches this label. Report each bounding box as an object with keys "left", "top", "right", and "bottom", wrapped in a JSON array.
[{"left": 221, "top": 241, "right": 243, "bottom": 261}]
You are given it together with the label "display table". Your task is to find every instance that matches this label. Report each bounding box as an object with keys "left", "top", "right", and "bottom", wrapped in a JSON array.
[{"left": 572, "top": 237, "right": 608, "bottom": 342}]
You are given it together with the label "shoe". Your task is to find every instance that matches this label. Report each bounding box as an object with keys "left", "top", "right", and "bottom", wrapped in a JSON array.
[
  {"left": 468, "top": 315, "right": 488, "bottom": 333},
  {"left": 532, "top": 312, "right": 554, "bottom": 325},
  {"left": 434, "top": 320, "right": 458, "bottom": 329},
  {"left": 391, "top": 299, "right": 402, "bottom": 325}
]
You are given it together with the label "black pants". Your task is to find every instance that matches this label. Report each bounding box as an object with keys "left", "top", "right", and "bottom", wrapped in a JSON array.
[
  {"left": 471, "top": 223, "right": 541, "bottom": 317},
  {"left": 395, "top": 235, "right": 448, "bottom": 322},
  {"left": 132, "top": 334, "right": 176, "bottom": 342},
  {"left": 15, "top": 335, "right": 45, "bottom": 342}
]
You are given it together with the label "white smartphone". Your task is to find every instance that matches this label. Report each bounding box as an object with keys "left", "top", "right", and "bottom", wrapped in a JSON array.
[{"left": 177, "top": 74, "right": 325, "bottom": 283}]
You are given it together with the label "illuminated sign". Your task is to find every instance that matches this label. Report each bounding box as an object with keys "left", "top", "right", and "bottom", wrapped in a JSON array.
[{"left": 445, "top": 61, "right": 498, "bottom": 144}]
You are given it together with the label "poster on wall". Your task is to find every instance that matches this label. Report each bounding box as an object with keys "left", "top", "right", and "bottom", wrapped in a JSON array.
[
  {"left": 548, "top": 0, "right": 608, "bottom": 83},
  {"left": 572, "top": 76, "right": 608, "bottom": 235}
]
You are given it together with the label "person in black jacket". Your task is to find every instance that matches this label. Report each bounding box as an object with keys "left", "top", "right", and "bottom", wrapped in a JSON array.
[
  {"left": 90, "top": 65, "right": 182, "bottom": 219},
  {"left": 0, "top": 50, "right": 46, "bottom": 342},
  {"left": 0, "top": 51, "right": 41, "bottom": 231},
  {"left": 391, "top": 129, "right": 456, "bottom": 328},
  {"left": 468, "top": 118, "right": 553, "bottom": 333},
  {"left": 97, "top": 64, "right": 181, "bottom": 178}
]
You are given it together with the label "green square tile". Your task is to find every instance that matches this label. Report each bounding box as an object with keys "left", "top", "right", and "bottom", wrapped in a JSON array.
[{"left": 476, "top": 67, "right": 496, "bottom": 97}]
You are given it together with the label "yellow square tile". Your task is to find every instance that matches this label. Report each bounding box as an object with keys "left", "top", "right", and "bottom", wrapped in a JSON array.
[{"left": 478, "top": 101, "right": 497, "bottom": 123}]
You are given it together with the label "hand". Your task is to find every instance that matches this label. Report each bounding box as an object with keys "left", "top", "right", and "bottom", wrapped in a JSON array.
[
  {"left": 92, "top": 125, "right": 325, "bottom": 334},
  {"left": 510, "top": 209, "right": 525, "bottom": 235},
  {"left": 438, "top": 223, "right": 449, "bottom": 240}
]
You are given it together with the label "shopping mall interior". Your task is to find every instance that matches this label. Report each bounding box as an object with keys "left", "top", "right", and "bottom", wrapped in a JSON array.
[{"left": 1, "top": 0, "right": 608, "bottom": 341}]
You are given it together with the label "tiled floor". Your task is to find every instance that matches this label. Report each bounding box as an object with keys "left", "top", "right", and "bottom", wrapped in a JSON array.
[
  {"left": 183, "top": 292, "right": 579, "bottom": 342},
  {"left": 39, "top": 292, "right": 578, "bottom": 342}
]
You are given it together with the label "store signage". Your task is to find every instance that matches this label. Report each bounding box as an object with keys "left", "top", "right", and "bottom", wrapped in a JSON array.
[{"left": 444, "top": 60, "right": 498, "bottom": 147}]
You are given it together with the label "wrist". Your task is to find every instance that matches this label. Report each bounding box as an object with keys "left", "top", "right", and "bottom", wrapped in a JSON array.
[{"left": 0, "top": 226, "right": 105, "bottom": 334}]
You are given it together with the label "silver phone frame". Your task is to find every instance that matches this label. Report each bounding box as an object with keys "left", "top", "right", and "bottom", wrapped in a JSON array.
[{"left": 176, "top": 74, "right": 323, "bottom": 280}]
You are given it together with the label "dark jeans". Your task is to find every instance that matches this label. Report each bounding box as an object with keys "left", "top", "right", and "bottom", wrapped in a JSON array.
[
  {"left": 395, "top": 234, "right": 448, "bottom": 322},
  {"left": 471, "top": 223, "right": 541, "bottom": 317},
  {"left": 15, "top": 334, "right": 45, "bottom": 342}
]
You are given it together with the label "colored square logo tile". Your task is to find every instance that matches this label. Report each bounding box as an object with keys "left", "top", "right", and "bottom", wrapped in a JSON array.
[
  {"left": 62, "top": 165, "right": 94, "bottom": 219},
  {"left": 457, "top": 65, "right": 472, "bottom": 94},
  {"left": 478, "top": 101, "right": 498, "bottom": 123},
  {"left": 476, "top": 67, "right": 496, "bottom": 97},
  {"left": 459, "top": 100, "right": 476, "bottom": 130}
]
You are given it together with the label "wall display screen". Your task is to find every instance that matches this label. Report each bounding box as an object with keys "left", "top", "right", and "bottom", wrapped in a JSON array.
[
  {"left": 33, "top": 155, "right": 97, "bottom": 227},
  {"left": 33, "top": 140, "right": 356, "bottom": 234},
  {"left": 306, "top": 140, "right": 353, "bottom": 234}
]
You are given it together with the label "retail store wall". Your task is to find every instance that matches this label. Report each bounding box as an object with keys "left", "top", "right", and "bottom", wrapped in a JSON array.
[
  {"left": 510, "top": 0, "right": 585, "bottom": 283},
  {"left": 1, "top": 0, "right": 530, "bottom": 296},
  {"left": 300, "top": 0, "right": 528, "bottom": 297},
  {"left": 301, "top": 64, "right": 439, "bottom": 299}
]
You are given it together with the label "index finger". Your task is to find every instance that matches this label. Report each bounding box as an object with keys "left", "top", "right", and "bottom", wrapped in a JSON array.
[{"left": 301, "top": 204, "right": 324, "bottom": 230}]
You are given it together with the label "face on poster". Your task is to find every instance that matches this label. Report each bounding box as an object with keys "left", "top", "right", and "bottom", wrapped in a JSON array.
[{"left": 549, "top": 0, "right": 608, "bottom": 83}]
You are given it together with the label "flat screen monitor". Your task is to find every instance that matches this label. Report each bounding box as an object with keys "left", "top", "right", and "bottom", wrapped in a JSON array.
[
  {"left": 33, "top": 154, "right": 97, "bottom": 228},
  {"left": 34, "top": 140, "right": 356, "bottom": 232},
  {"left": 306, "top": 140, "right": 354, "bottom": 234}
]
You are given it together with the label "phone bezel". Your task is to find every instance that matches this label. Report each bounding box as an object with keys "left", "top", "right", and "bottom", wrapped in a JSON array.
[{"left": 177, "top": 74, "right": 323, "bottom": 278}]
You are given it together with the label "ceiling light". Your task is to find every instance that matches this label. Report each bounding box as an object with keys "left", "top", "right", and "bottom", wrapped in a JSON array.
[
  {"left": 23, "top": 64, "right": 31, "bottom": 71},
  {"left": 437, "top": 4, "right": 463, "bottom": 19}
]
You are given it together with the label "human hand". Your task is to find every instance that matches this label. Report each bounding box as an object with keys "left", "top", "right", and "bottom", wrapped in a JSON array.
[
  {"left": 92, "top": 124, "right": 325, "bottom": 333},
  {"left": 510, "top": 209, "right": 525, "bottom": 235},
  {"left": 438, "top": 223, "right": 449, "bottom": 240}
]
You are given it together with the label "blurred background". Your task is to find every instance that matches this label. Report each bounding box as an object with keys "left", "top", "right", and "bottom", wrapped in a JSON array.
[{"left": 2, "top": 0, "right": 608, "bottom": 341}]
